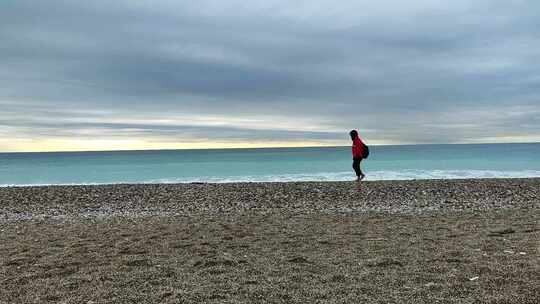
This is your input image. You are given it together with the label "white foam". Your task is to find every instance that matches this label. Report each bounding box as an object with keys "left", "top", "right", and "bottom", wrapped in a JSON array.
[
  {"left": 148, "top": 169, "right": 540, "bottom": 183},
  {"left": 2, "top": 170, "right": 540, "bottom": 187}
]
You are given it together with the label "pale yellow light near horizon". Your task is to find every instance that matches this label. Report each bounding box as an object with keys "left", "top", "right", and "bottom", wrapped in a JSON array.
[
  {"left": 0, "top": 138, "right": 352, "bottom": 153},
  {"left": 2, "top": 136, "right": 539, "bottom": 153}
]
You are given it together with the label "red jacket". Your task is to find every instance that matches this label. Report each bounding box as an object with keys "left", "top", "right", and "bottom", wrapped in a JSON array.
[{"left": 352, "top": 137, "right": 364, "bottom": 159}]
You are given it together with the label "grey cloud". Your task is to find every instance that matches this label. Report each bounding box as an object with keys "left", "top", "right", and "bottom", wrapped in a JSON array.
[
  {"left": 1, "top": 0, "right": 539, "bottom": 148},
  {"left": 1, "top": 118, "right": 344, "bottom": 142}
]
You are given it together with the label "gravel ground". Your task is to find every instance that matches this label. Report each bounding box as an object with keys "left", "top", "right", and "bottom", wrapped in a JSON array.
[
  {"left": 1, "top": 178, "right": 539, "bottom": 222},
  {"left": 1, "top": 178, "right": 539, "bottom": 303}
]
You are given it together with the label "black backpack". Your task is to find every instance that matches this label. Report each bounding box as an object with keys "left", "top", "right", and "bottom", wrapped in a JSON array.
[{"left": 362, "top": 143, "right": 369, "bottom": 159}]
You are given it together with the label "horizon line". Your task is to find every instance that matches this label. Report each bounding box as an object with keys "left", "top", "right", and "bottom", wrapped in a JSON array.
[{"left": 1, "top": 141, "right": 539, "bottom": 154}]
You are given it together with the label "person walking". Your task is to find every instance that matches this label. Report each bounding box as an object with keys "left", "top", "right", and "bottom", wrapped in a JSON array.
[{"left": 350, "top": 130, "right": 366, "bottom": 181}]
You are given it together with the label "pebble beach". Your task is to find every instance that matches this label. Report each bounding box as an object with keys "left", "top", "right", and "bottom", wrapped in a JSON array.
[{"left": 1, "top": 178, "right": 539, "bottom": 303}]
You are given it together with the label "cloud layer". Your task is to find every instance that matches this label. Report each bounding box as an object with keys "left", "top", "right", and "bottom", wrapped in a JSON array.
[{"left": 1, "top": 0, "right": 539, "bottom": 151}]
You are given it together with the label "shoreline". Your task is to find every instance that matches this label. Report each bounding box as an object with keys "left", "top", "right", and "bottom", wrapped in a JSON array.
[{"left": 2, "top": 176, "right": 540, "bottom": 188}]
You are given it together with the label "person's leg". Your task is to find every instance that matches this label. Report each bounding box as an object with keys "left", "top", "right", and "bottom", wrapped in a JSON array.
[
  {"left": 357, "top": 159, "right": 365, "bottom": 181},
  {"left": 352, "top": 159, "right": 362, "bottom": 181}
]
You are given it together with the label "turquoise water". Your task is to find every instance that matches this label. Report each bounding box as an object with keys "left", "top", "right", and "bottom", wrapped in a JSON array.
[{"left": 1, "top": 143, "right": 539, "bottom": 186}]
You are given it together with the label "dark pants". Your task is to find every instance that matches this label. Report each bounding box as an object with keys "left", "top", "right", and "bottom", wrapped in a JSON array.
[{"left": 352, "top": 158, "right": 363, "bottom": 177}]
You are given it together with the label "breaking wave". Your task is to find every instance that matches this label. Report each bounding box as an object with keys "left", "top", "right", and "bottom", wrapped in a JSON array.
[
  {"left": 151, "top": 169, "right": 540, "bottom": 183},
  {"left": 2, "top": 170, "right": 540, "bottom": 187}
]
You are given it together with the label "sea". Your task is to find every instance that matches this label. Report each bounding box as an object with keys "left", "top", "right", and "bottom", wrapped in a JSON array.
[{"left": 1, "top": 143, "right": 539, "bottom": 187}]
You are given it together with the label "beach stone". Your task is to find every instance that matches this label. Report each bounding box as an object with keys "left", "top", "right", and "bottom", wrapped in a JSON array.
[{"left": 0, "top": 178, "right": 539, "bottom": 222}]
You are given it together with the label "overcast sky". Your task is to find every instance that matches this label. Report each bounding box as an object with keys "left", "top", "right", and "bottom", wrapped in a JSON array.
[{"left": 1, "top": 0, "right": 539, "bottom": 152}]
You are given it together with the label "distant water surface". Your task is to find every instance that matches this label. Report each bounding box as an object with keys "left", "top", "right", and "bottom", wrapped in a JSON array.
[{"left": 1, "top": 143, "right": 539, "bottom": 186}]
